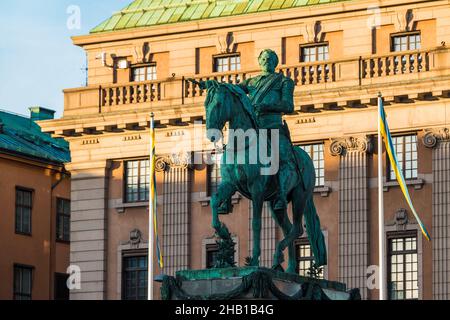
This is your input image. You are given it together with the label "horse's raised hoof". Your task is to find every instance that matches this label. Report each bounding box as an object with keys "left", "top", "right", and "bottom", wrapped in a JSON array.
[{"left": 272, "top": 264, "right": 285, "bottom": 272}]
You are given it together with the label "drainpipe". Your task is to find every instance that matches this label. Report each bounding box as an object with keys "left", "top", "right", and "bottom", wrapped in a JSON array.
[{"left": 49, "top": 170, "right": 64, "bottom": 300}]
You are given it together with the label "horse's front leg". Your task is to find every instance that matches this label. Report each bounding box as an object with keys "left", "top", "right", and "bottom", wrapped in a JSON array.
[
  {"left": 211, "top": 182, "right": 236, "bottom": 231},
  {"left": 250, "top": 197, "right": 264, "bottom": 267}
]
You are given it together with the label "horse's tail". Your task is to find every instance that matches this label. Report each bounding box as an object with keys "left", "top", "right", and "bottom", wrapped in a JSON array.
[{"left": 304, "top": 196, "right": 327, "bottom": 267}]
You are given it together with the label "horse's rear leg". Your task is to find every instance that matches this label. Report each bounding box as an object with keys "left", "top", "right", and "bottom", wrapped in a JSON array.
[
  {"left": 250, "top": 197, "right": 264, "bottom": 267},
  {"left": 277, "top": 187, "right": 307, "bottom": 274},
  {"left": 269, "top": 205, "right": 294, "bottom": 272},
  {"left": 211, "top": 182, "right": 236, "bottom": 230}
]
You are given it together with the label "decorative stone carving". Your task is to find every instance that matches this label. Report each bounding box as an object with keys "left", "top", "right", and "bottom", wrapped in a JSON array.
[
  {"left": 155, "top": 152, "right": 192, "bottom": 171},
  {"left": 423, "top": 128, "right": 450, "bottom": 148},
  {"left": 82, "top": 138, "right": 99, "bottom": 145},
  {"left": 216, "top": 32, "right": 235, "bottom": 54},
  {"left": 129, "top": 229, "right": 143, "bottom": 245},
  {"left": 134, "top": 42, "right": 150, "bottom": 64},
  {"left": 329, "top": 136, "right": 374, "bottom": 156},
  {"left": 301, "top": 21, "right": 322, "bottom": 43},
  {"left": 386, "top": 208, "right": 413, "bottom": 231},
  {"left": 394, "top": 8, "right": 414, "bottom": 32}
]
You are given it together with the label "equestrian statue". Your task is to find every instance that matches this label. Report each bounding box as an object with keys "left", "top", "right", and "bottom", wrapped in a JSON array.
[{"left": 188, "top": 49, "right": 327, "bottom": 274}]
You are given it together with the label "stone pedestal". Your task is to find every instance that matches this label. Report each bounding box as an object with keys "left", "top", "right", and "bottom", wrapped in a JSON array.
[{"left": 160, "top": 267, "right": 360, "bottom": 300}]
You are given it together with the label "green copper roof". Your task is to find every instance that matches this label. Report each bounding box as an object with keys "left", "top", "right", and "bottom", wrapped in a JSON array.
[
  {"left": 91, "top": 0, "right": 351, "bottom": 33},
  {"left": 0, "top": 110, "right": 70, "bottom": 165}
]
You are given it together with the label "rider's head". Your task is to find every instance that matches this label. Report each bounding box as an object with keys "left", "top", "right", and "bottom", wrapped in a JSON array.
[{"left": 258, "top": 49, "right": 279, "bottom": 74}]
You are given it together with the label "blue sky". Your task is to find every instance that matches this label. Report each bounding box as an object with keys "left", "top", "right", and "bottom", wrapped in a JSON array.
[{"left": 0, "top": 0, "right": 132, "bottom": 118}]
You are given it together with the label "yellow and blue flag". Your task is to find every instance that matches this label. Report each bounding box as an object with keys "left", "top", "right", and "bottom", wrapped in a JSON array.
[
  {"left": 150, "top": 116, "right": 164, "bottom": 268},
  {"left": 379, "top": 98, "right": 431, "bottom": 241}
]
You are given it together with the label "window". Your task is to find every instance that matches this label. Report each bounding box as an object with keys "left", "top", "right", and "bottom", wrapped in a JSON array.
[
  {"left": 56, "top": 198, "right": 70, "bottom": 242},
  {"left": 389, "top": 135, "right": 418, "bottom": 181},
  {"left": 131, "top": 64, "right": 157, "bottom": 82},
  {"left": 301, "top": 44, "right": 329, "bottom": 63},
  {"left": 122, "top": 255, "right": 148, "bottom": 300},
  {"left": 125, "top": 159, "right": 150, "bottom": 203},
  {"left": 391, "top": 33, "right": 422, "bottom": 72},
  {"left": 14, "top": 265, "right": 33, "bottom": 300},
  {"left": 206, "top": 244, "right": 220, "bottom": 269},
  {"left": 15, "top": 188, "right": 32, "bottom": 235},
  {"left": 301, "top": 44, "right": 330, "bottom": 82},
  {"left": 388, "top": 232, "right": 419, "bottom": 300},
  {"left": 208, "top": 153, "right": 223, "bottom": 196},
  {"left": 295, "top": 239, "right": 324, "bottom": 279},
  {"left": 300, "top": 143, "right": 325, "bottom": 187},
  {"left": 54, "top": 273, "right": 69, "bottom": 300},
  {"left": 392, "top": 33, "right": 421, "bottom": 52},
  {"left": 213, "top": 54, "right": 241, "bottom": 73}
]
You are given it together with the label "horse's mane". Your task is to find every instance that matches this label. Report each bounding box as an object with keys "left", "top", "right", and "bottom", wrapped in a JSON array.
[{"left": 207, "top": 83, "right": 259, "bottom": 130}]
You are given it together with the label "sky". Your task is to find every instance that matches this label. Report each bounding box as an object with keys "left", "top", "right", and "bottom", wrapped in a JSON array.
[{"left": 0, "top": 0, "right": 132, "bottom": 118}]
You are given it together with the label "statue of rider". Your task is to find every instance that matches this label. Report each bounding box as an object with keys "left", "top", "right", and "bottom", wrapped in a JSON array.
[
  {"left": 238, "top": 49, "right": 295, "bottom": 210},
  {"left": 193, "top": 49, "right": 296, "bottom": 211}
]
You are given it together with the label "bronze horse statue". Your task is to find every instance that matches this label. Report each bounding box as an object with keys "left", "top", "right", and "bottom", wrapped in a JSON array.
[{"left": 201, "top": 81, "right": 327, "bottom": 273}]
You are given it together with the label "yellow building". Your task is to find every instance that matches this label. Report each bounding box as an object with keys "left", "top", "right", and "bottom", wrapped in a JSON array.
[{"left": 40, "top": 0, "right": 450, "bottom": 300}]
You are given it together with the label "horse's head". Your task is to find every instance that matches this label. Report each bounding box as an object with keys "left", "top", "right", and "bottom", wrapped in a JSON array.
[{"left": 204, "top": 84, "right": 231, "bottom": 143}]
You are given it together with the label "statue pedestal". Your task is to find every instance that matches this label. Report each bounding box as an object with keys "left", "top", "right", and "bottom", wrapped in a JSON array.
[{"left": 161, "top": 267, "right": 360, "bottom": 300}]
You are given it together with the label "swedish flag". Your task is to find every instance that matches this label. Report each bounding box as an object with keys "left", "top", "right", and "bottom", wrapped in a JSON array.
[
  {"left": 379, "top": 97, "right": 431, "bottom": 241},
  {"left": 150, "top": 114, "right": 164, "bottom": 269}
]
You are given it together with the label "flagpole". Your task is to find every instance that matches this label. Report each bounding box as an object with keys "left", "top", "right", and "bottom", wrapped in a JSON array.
[
  {"left": 378, "top": 93, "right": 386, "bottom": 300},
  {"left": 148, "top": 112, "right": 155, "bottom": 301}
]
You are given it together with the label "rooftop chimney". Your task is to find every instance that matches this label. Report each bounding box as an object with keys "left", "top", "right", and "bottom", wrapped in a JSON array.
[{"left": 29, "top": 106, "right": 55, "bottom": 122}]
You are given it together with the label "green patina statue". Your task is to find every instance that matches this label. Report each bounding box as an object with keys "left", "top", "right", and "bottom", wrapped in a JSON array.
[{"left": 188, "top": 49, "right": 327, "bottom": 273}]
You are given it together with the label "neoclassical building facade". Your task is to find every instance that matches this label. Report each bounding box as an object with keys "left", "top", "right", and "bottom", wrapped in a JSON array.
[{"left": 40, "top": 0, "right": 450, "bottom": 300}]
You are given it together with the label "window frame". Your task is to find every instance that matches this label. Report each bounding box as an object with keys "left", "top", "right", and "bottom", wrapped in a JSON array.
[
  {"left": 294, "top": 238, "right": 324, "bottom": 279},
  {"left": 205, "top": 243, "right": 220, "bottom": 269},
  {"left": 13, "top": 264, "right": 34, "bottom": 300},
  {"left": 300, "top": 42, "right": 330, "bottom": 63},
  {"left": 391, "top": 31, "right": 421, "bottom": 52},
  {"left": 123, "top": 158, "right": 150, "bottom": 204},
  {"left": 121, "top": 251, "right": 148, "bottom": 301},
  {"left": 56, "top": 198, "right": 71, "bottom": 243},
  {"left": 299, "top": 142, "right": 325, "bottom": 187},
  {"left": 15, "top": 187, "right": 33, "bottom": 236},
  {"left": 212, "top": 53, "right": 241, "bottom": 73},
  {"left": 387, "top": 230, "right": 419, "bottom": 300},
  {"left": 131, "top": 63, "right": 157, "bottom": 82},
  {"left": 387, "top": 134, "right": 418, "bottom": 182}
]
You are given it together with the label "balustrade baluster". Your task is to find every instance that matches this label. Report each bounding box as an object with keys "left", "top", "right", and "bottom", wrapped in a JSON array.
[{"left": 414, "top": 53, "right": 419, "bottom": 73}]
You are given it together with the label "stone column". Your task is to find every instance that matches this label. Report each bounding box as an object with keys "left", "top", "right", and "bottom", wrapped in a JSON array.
[
  {"left": 330, "top": 136, "right": 373, "bottom": 299},
  {"left": 157, "top": 154, "right": 191, "bottom": 276},
  {"left": 68, "top": 160, "right": 111, "bottom": 300},
  {"left": 423, "top": 128, "right": 450, "bottom": 300}
]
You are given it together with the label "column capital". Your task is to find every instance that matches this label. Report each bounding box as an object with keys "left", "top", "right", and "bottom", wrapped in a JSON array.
[
  {"left": 329, "top": 135, "right": 374, "bottom": 156},
  {"left": 156, "top": 152, "right": 192, "bottom": 172},
  {"left": 423, "top": 128, "right": 450, "bottom": 148}
]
